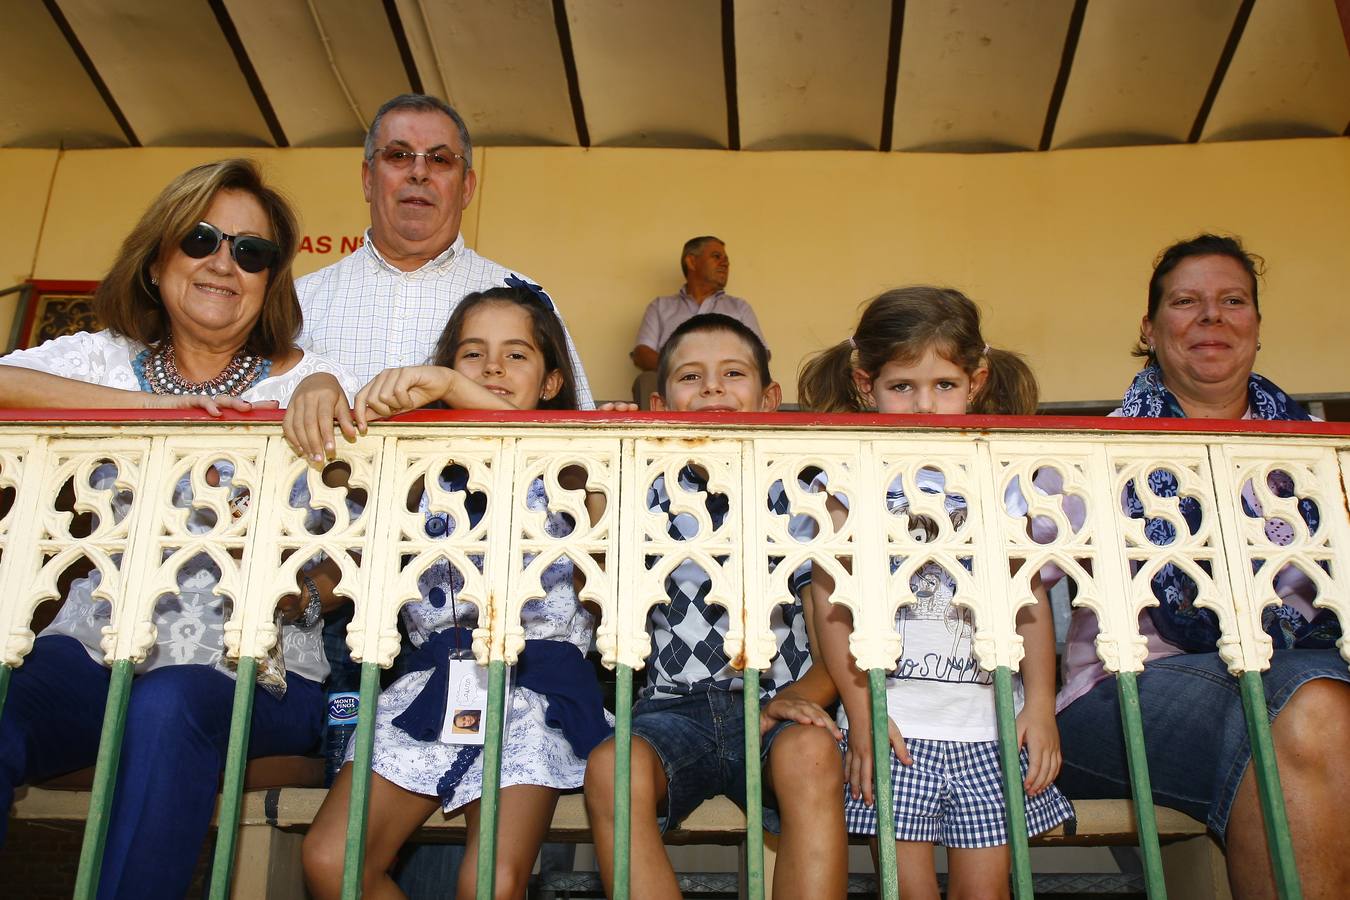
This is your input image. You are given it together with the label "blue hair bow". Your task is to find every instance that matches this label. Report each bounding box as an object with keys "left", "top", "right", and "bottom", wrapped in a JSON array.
[{"left": 504, "top": 274, "right": 555, "bottom": 311}]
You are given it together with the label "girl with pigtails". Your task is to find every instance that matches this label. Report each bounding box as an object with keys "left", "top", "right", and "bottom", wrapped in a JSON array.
[{"left": 799, "top": 286, "right": 1073, "bottom": 900}]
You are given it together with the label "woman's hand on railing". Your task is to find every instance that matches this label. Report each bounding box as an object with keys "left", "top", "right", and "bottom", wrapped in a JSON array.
[
  {"left": 1016, "top": 702, "right": 1062, "bottom": 796},
  {"left": 844, "top": 714, "right": 911, "bottom": 806},
  {"left": 143, "top": 394, "right": 278, "bottom": 417}
]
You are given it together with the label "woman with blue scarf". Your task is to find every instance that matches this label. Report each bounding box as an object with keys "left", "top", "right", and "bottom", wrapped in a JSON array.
[{"left": 1055, "top": 234, "right": 1349, "bottom": 896}]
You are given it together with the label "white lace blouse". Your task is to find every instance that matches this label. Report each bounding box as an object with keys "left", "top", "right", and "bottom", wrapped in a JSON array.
[
  {"left": 0, "top": 329, "right": 361, "bottom": 403},
  {"left": 0, "top": 329, "right": 362, "bottom": 682}
]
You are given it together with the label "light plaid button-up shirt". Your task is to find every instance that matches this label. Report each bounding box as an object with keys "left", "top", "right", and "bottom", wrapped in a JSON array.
[
  {"left": 297, "top": 231, "right": 594, "bottom": 408},
  {"left": 634, "top": 288, "right": 763, "bottom": 353}
]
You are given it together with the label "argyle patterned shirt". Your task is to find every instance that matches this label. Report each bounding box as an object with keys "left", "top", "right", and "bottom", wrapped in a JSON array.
[{"left": 641, "top": 466, "right": 814, "bottom": 701}]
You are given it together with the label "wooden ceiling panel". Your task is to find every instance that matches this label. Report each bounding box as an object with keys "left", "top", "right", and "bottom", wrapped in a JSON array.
[
  {"left": 1051, "top": 0, "right": 1239, "bottom": 149},
  {"left": 1202, "top": 0, "right": 1350, "bottom": 141},
  {"left": 56, "top": 0, "right": 273, "bottom": 146},
  {"left": 390, "top": 0, "right": 445, "bottom": 99},
  {"left": 735, "top": 0, "right": 892, "bottom": 150},
  {"left": 892, "top": 0, "right": 1075, "bottom": 152},
  {"left": 0, "top": 2, "right": 129, "bottom": 147},
  {"left": 415, "top": 0, "right": 576, "bottom": 145},
  {"left": 567, "top": 0, "right": 727, "bottom": 148},
  {"left": 224, "top": 0, "right": 408, "bottom": 147},
  {"left": 2, "top": 2, "right": 1344, "bottom": 152},
  {"left": 310, "top": 0, "right": 419, "bottom": 122}
]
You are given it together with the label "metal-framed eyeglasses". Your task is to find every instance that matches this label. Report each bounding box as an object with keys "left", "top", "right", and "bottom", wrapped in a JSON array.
[{"left": 369, "top": 146, "right": 468, "bottom": 172}]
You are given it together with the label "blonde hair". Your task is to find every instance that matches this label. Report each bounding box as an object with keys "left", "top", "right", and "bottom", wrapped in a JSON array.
[
  {"left": 97, "top": 158, "right": 301, "bottom": 357},
  {"left": 797, "top": 286, "right": 1039, "bottom": 415}
]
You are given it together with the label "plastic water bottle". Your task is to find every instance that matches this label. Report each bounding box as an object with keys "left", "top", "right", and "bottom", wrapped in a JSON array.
[
  {"left": 320, "top": 603, "right": 362, "bottom": 786},
  {"left": 324, "top": 691, "right": 360, "bottom": 786}
]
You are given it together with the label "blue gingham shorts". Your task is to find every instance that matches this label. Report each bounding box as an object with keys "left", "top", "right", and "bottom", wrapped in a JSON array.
[{"left": 840, "top": 731, "right": 1075, "bottom": 848}]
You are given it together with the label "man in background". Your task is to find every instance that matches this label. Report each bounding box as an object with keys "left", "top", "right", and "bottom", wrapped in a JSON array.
[{"left": 630, "top": 236, "right": 763, "bottom": 404}]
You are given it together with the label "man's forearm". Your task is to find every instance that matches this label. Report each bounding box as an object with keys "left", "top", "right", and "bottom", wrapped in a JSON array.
[{"left": 630, "top": 344, "right": 659, "bottom": 371}]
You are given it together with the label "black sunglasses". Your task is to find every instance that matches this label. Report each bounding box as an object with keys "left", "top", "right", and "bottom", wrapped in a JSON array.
[{"left": 180, "top": 222, "right": 280, "bottom": 274}]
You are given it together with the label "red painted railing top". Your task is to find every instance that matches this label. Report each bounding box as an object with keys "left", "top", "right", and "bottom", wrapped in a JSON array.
[{"left": 0, "top": 407, "right": 1347, "bottom": 438}]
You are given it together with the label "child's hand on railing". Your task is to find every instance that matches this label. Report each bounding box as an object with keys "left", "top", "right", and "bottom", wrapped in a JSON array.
[
  {"left": 844, "top": 714, "right": 912, "bottom": 806},
  {"left": 353, "top": 366, "right": 457, "bottom": 431},
  {"left": 759, "top": 692, "right": 842, "bottom": 741},
  {"left": 282, "top": 372, "right": 352, "bottom": 465},
  {"left": 1016, "top": 702, "right": 1062, "bottom": 795}
]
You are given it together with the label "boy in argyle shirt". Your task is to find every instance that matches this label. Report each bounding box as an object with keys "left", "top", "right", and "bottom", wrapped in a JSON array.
[{"left": 585, "top": 314, "right": 846, "bottom": 899}]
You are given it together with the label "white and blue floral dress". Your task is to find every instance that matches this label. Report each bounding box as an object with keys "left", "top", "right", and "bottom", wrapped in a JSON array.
[{"left": 352, "top": 478, "right": 609, "bottom": 812}]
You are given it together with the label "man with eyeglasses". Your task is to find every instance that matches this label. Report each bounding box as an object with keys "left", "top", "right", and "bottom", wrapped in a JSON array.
[
  {"left": 283, "top": 93, "right": 594, "bottom": 461},
  {"left": 280, "top": 94, "right": 597, "bottom": 898}
]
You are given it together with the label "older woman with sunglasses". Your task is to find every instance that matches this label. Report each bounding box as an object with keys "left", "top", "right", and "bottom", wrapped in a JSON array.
[{"left": 0, "top": 158, "right": 358, "bottom": 899}]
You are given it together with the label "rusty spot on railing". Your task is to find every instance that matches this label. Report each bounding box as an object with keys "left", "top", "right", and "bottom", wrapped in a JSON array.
[
  {"left": 730, "top": 604, "right": 749, "bottom": 671},
  {"left": 1340, "top": 471, "right": 1350, "bottom": 523}
]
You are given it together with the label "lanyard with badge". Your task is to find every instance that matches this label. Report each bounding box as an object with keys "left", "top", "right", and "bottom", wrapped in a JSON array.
[{"left": 429, "top": 510, "right": 511, "bottom": 746}]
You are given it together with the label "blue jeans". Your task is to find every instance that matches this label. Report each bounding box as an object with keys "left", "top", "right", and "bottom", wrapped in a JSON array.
[
  {"left": 1056, "top": 648, "right": 1348, "bottom": 842},
  {"left": 630, "top": 689, "right": 795, "bottom": 833},
  {"left": 0, "top": 635, "right": 324, "bottom": 899}
]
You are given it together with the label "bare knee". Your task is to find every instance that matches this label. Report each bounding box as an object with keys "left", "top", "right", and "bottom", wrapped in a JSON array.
[
  {"left": 771, "top": 725, "right": 843, "bottom": 792},
  {"left": 492, "top": 863, "right": 532, "bottom": 900},
  {"left": 946, "top": 846, "right": 1011, "bottom": 900},
  {"left": 586, "top": 736, "right": 668, "bottom": 825},
  {"left": 1274, "top": 678, "right": 1350, "bottom": 771},
  {"left": 301, "top": 828, "right": 345, "bottom": 898},
  {"left": 456, "top": 855, "right": 536, "bottom": 900}
]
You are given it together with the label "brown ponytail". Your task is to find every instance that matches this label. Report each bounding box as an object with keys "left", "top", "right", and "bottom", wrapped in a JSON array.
[
  {"left": 972, "top": 347, "right": 1039, "bottom": 415},
  {"left": 797, "top": 340, "right": 865, "bottom": 412}
]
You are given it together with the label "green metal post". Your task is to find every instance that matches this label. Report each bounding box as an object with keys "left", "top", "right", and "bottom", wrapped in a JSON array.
[
  {"left": 993, "top": 666, "right": 1033, "bottom": 900},
  {"left": 1116, "top": 672, "right": 1167, "bottom": 898},
  {"left": 207, "top": 655, "right": 259, "bottom": 900},
  {"left": 74, "top": 659, "right": 134, "bottom": 900},
  {"left": 475, "top": 660, "right": 508, "bottom": 900},
  {"left": 742, "top": 669, "right": 765, "bottom": 900},
  {"left": 1239, "top": 671, "right": 1302, "bottom": 900},
  {"left": 613, "top": 663, "right": 633, "bottom": 900},
  {"left": 0, "top": 662, "right": 10, "bottom": 722},
  {"left": 340, "top": 661, "right": 382, "bottom": 900},
  {"left": 868, "top": 668, "right": 898, "bottom": 900}
]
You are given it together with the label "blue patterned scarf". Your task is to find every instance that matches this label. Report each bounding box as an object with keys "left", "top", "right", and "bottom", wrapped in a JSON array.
[{"left": 1119, "top": 363, "right": 1338, "bottom": 652}]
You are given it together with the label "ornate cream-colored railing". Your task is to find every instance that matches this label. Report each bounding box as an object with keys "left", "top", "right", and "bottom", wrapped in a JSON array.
[{"left": 0, "top": 411, "right": 1346, "bottom": 900}]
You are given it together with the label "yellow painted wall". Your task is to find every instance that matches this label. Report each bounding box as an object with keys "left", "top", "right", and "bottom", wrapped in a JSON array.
[
  {"left": 0, "top": 149, "right": 60, "bottom": 332},
  {"left": 3, "top": 138, "right": 1347, "bottom": 403}
]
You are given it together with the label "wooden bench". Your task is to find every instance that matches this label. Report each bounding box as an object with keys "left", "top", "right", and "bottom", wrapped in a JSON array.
[{"left": 12, "top": 785, "right": 1230, "bottom": 899}]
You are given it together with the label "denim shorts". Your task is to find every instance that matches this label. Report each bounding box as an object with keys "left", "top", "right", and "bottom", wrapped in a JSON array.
[
  {"left": 1056, "top": 648, "right": 1348, "bottom": 843},
  {"left": 630, "top": 690, "right": 795, "bottom": 834}
]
